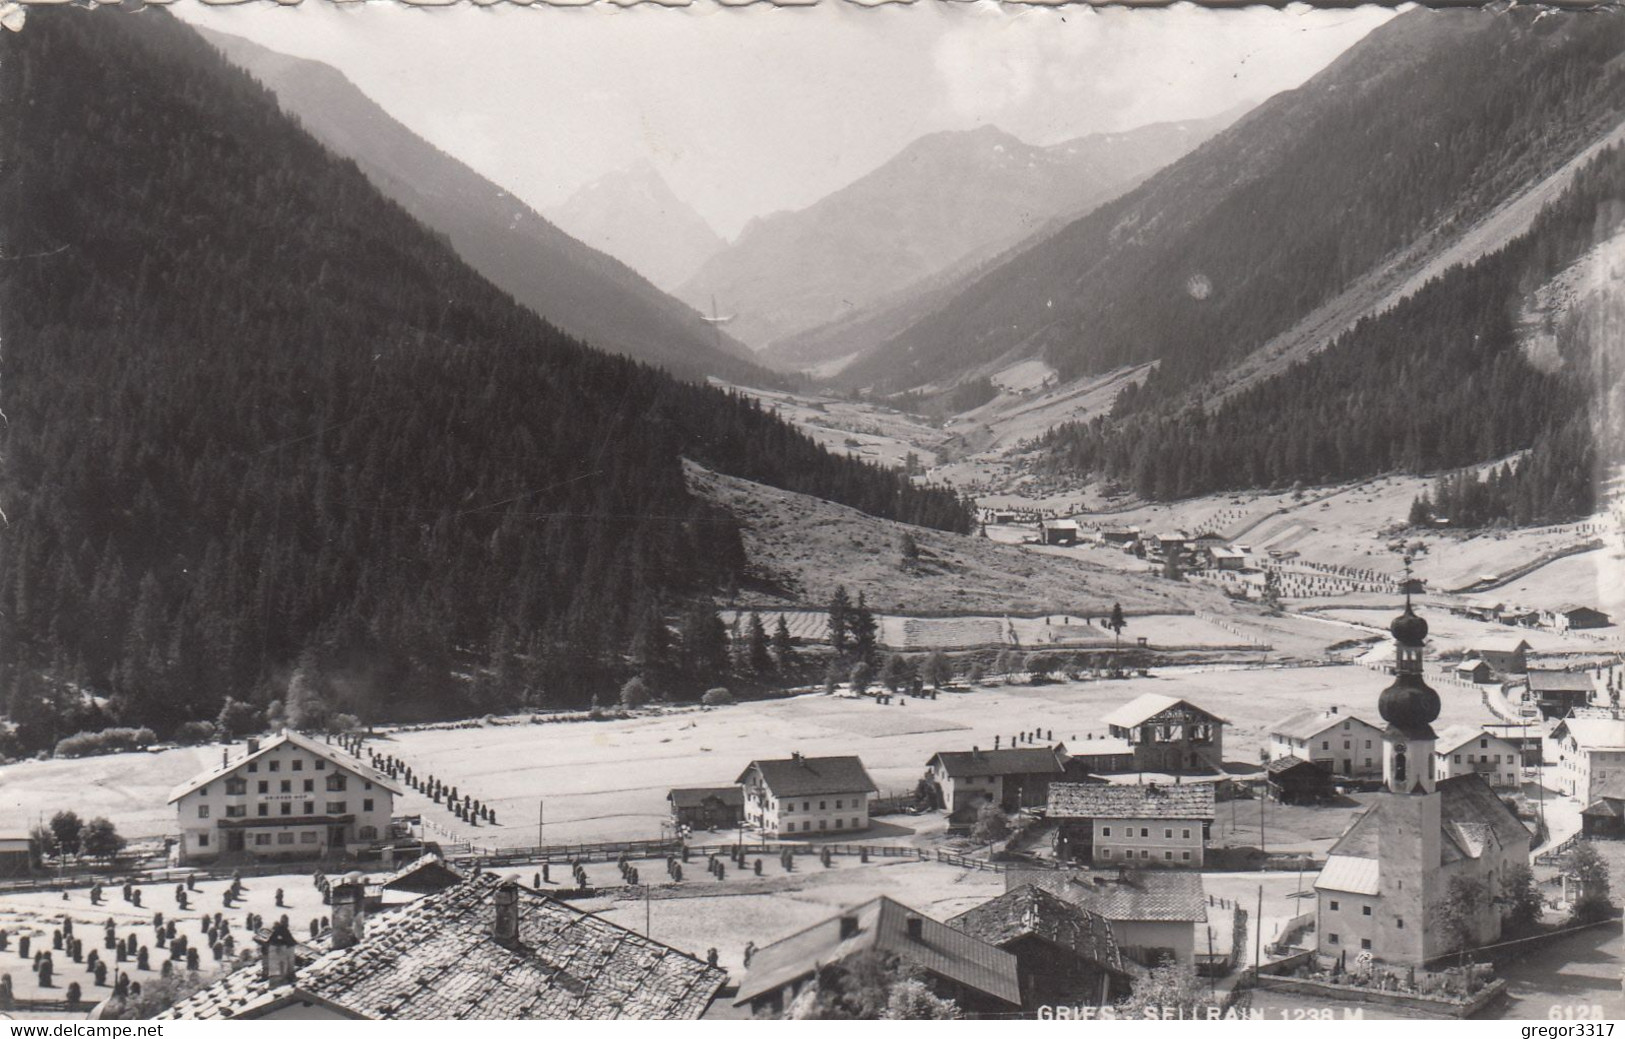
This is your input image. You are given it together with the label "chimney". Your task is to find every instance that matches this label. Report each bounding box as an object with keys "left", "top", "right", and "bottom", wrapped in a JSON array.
[
  {"left": 222, "top": 748, "right": 228, "bottom": 769},
  {"left": 905, "top": 915, "right": 923, "bottom": 941},
  {"left": 1329, "top": 706, "right": 1338, "bottom": 715},
  {"left": 258, "top": 920, "right": 299, "bottom": 983},
  {"left": 494, "top": 876, "right": 521, "bottom": 946},
  {"left": 839, "top": 915, "right": 860, "bottom": 939},
  {"left": 330, "top": 872, "right": 367, "bottom": 950},
  {"left": 247, "top": 737, "right": 261, "bottom": 755}
]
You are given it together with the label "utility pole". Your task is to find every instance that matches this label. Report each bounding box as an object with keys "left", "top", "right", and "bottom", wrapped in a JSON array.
[
  {"left": 537, "top": 800, "right": 544, "bottom": 852},
  {"left": 1258, "top": 784, "right": 1266, "bottom": 866},
  {"left": 1255, "top": 884, "right": 1264, "bottom": 973}
]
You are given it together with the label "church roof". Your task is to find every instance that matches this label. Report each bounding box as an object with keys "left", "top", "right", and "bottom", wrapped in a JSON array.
[
  {"left": 1315, "top": 855, "right": 1380, "bottom": 896},
  {"left": 1321, "top": 773, "right": 1530, "bottom": 888}
]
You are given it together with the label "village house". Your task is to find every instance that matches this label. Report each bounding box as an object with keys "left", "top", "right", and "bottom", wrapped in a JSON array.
[
  {"left": 0, "top": 834, "right": 30, "bottom": 878},
  {"left": 732, "top": 896, "right": 1021, "bottom": 1017},
  {"left": 1058, "top": 737, "right": 1137, "bottom": 778},
  {"left": 1542, "top": 604, "right": 1613, "bottom": 632},
  {"left": 1097, "top": 527, "right": 1140, "bottom": 547},
  {"left": 1047, "top": 781, "right": 1215, "bottom": 868},
  {"left": 357, "top": 854, "right": 465, "bottom": 911},
  {"left": 667, "top": 786, "right": 745, "bottom": 832},
  {"left": 167, "top": 730, "right": 402, "bottom": 866},
  {"left": 1150, "top": 531, "right": 1190, "bottom": 558},
  {"left": 1433, "top": 726, "right": 1520, "bottom": 789},
  {"left": 946, "top": 885, "right": 1133, "bottom": 1008},
  {"left": 1101, "top": 693, "right": 1227, "bottom": 773},
  {"left": 1453, "top": 657, "right": 1496, "bottom": 685},
  {"left": 1551, "top": 716, "right": 1625, "bottom": 802},
  {"left": 1038, "top": 518, "right": 1081, "bottom": 546},
  {"left": 1525, "top": 669, "right": 1596, "bottom": 719},
  {"left": 1312, "top": 602, "right": 1531, "bottom": 967},
  {"left": 1208, "top": 545, "right": 1252, "bottom": 571},
  {"left": 737, "top": 753, "right": 877, "bottom": 838},
  {"left": 1482, "top": 722, "right": 1545, "bottom": 767},
  {"left": 1579, "top": 774, "right": 1625, "bottom": 838},
  {"left": 1266, "top": 706, "right": 1384, "bottom": 780},
  {"left": 1467, "top": 636, "right": 1531, "bottom": 679},
  {"left": 160, "top": 874, "right": 725, "bottom": 1019},
  {"left": 1006, "top": 868, "right": 1208, "bottom": 968},
  {"left": 926, "top": 746, "right": 1066, "bottom": 819},
  {"left": 1266, "top": 756, "right": 1334, "bottom": 804}
]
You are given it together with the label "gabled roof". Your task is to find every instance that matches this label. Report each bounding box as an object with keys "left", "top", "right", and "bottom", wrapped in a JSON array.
[
  {"left": 736, "top": 756, "right": 877, "bottom": 798},
  {"left": 667, "top": 786, "right": 745, "bottom": 809},
  {"left": 947, "top": 886, "right": 1127, "bottom": 976},
  {"left": 1433, "top": 726, "right": 1514, "bottom": 756},
  {"left": 929, "top": 747, "right": 1065, "bottom": 779},
  {"left": 1454, "top": 657, "right": 1489, "bottom": 671},
  {"left": 1100, "top": 693, "right": 1228, "bottom": 730},
  {"left": 733, "top": 896, "right": 1020, "bottom": 1008},
  {"left": 1551, "top": 717, "right": 1625, "bottom": 751},
  {"left": 1527, "top": 670, "right": 1595, "bottom": 694},
  {"left": 1270, "top": 708, "right": 1379, "bottom": 741},
  {"left": 1314, "top": 855, "right": 1380, "bottom": 896},
  {"left": 369, "top": 854, "right": 465, "bottom": 896},
  {"left": 1047, "top": 782, "right": 1215, "bottom": 820},
  {"left": 167, "top": 730, "right": 404, "bottom": 804},
  {"left": 1041, "top": 519, "right": 1080, "bottom": 531},
  {"left": 1323, "top": 774, "right": 1529, "bottom": 869},
  {"left": 1005, "top": 869, "right": 1207, "bottom": 924},
  {"left": 161, "top": 874, "right": 726, "bottom": 1020},
  {"left": 1265, "top": 755, "right": 1328, "bottom": 778}
]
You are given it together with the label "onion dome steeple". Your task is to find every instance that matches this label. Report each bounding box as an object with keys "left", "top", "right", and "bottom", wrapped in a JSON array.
[{"left": 1378, "top": 560, "right": 1439, "bottom": 740}]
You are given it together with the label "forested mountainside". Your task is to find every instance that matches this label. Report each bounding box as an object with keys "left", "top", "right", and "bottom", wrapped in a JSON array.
[
  {"left": 0, "top": 9, "right": 968, "bottom": 751},
  {"left": 1040, "top": 142, "right": 1624, "bottom": 524},
  {"left": 840, "top": 8, "right": 1625, "bottom": 396},
  {"left": 199, "top": 28, "right": 770, "bottom": 386},
  {"left": 682, "top": 116, "right": 1235, "bottom": 354}
]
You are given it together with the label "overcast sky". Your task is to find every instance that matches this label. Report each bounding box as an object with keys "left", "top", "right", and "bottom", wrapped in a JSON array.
[{"left": 180, "top": 1, "right": 1396, "bottom": 239}]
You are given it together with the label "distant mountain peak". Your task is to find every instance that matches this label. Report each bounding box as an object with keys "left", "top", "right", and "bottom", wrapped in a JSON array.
[{"left": 546, "top": 161, "right": 722, "bottom": 293}]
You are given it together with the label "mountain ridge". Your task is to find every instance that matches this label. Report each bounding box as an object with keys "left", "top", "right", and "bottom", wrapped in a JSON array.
[{"left": 544, "top": 160, "right": 724, "bottom": 293}]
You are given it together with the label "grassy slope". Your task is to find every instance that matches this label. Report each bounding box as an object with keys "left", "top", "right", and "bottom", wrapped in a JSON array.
[{"left": 686, "top": 461, "right": 1214, "bottom": 616}]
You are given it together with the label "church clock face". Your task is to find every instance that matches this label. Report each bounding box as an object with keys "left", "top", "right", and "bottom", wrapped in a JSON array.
[{"left": 1393, "top": 742, "right": 1407, "bottom": 755}]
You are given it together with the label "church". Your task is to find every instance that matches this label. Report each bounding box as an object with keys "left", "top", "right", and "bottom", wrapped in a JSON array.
[{"left": 1312, "top": 598, "right": 1531, "bottom": 965}]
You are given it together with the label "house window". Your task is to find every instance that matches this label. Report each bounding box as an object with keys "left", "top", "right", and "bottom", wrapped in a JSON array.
[
  {"left": 226, "top": 805, "right": 246, "bottom": 818},
  {"left": 820, "top": 801, "right": 826, "bottom": 810},
  {"left": 1365, "top": 759, "right": 1373, "bottom": 767},
  {"left": 1396, "top": 918, "right": 1404, "bottom": 929},
  {"left": 1362, "top": 906, "right": 1372, "bottom": 916},
  {"left": 1329, "top": 900, "right": 1339, "bottom": 911},
  {"left": 304, "top": 779, "right": 314, "bottom": 792},
  {"left": 301, "top": 832, "right": 318, "bottom": 844},
  {"left": 269, "top": 760, "right": 281, "bottom": 772},
  {"left": 1139, "top": 850, "right": 1149, "bottom": 859},
  {"left": 1182, "top": 829, "right": 1191, "bottom": 839},
  {"left": 851, "top": 818, "right": 859, "bottom": 828},
  {"left": 1101, "top": 849, "right": 1112, "bottom": 859},
  {"left": 819, "top": 820, "right": 827, "bottom": 831},
  {"left": 1140, "top": 828, "right": 1149, "bottom": 838},
  {"left": 1480, "top": 739, "right": 1488, "bottom": 749},
  {"left": 1364, "top": 740, "right": 1371, "bottom": 749},
  {"left": 315, "top": 760, "right": 326, "bottom": 770},
  {"left": 1102, "top": 826, "right": 1112, "bottom": 837},
  {"left": 327, "top": 802, "right": 347, "bottom": 815},
  {"left": 280, "top": 780, "right": 292, "bottom": 793},
  {"left": 258, "top": 805, "right": 269, "bottom": 817},
  {"left": 1182, "top": 851, "right": 1191, "bottom": 861},
  {"left": 358, "top": 826, "right": 378, "bottom": 841},
  {"left": 255, "top": 834, "right": 271, "bottom": 846},
  {"left": 1164, "top": 851, "right": 1173, "bottom": 860},
  {"left": 836, "top": 800, "right": 844, "bottom": 810},
  {"left": 248, "top": 762, "right": 258, "bottom": 773},
  {"left": 197, "top": 804, "right": 211, "bottom": 819},
  {"left": 198, "top": 834, "right": 209, "bottom": 847},
  {"left": 363, "top": 799, "right": 374, "bottom": 812},
  {"left": 1322, "top": 741, "right": 1329, "bottom": 750},
  {"left": 1360, "top": 938, "right": 1372, "bottom": 950},
  {"left": 305, "top": 802, "right": 315, "bottom": 815},
  {"left": 803, "top": 802, "right": 810, "bottom": 812},
  {"left": 293, "top": 759, "right": 304, "bottom": 771},
  {"left": 1454, "top": 755, "right": 1462, "bottom": 764},
  {"left": 1164, "top": 828, "right": 1173, "bottom": 839},
  {"left": 1328, "top": 933, "right": 1339, "bottom": 945},
  {"left": 326, "top": 775, "right": 348, "bottom": 792},
  {"left": 1344, "top": 741, "right": 1350, "bottom": 750},
  {"left": 280, "top": 803, "right": 292, "bottom": 816},
  {"left": 278, "top": 832, "right": 295, "bottom": 845},
  {"left": 226, "top": 778, "right": 247, "bottom": 796},
  {"left": 364, "top": 781, "right": 372, "bottom": 791},
  {"left": 834, "top": 818, "right": 843, "bottom": 829}
]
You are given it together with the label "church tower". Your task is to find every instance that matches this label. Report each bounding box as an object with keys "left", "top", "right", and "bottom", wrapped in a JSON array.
[{"left": 1374, "top": 573, "right": 1443, "bottom": 963}]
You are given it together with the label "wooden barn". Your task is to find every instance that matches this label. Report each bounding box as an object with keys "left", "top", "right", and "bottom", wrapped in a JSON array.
[{"left": 667, "top": 786, "right": 745, "bottom": 831}]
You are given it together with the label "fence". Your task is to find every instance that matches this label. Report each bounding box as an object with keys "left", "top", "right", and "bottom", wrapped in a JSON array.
[{"left": 1535, "top": 832, "right": 1582, "bottom": 867}]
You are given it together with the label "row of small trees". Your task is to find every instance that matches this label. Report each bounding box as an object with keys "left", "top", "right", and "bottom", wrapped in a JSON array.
[{"left": 28, "top": 810, "right": 125, "bottom": 863}]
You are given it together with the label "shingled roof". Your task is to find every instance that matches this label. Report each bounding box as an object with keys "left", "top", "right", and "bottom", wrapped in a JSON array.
[
  {"left": 167, "top": 729, "right": 403, "bottom": 804},
  {"left": 1004, "top": 869, "right": 1207, "bottom": 924},
  {"left": 1527, "top": 670, "right": 1595, "bottom": 695},
  {"left": 928, "top": 747, "right": 1066, "bottom": 779},
  {"left": 1101, "top": 693, "right": 1228, "bottom": 730},
  {"left": 736, "top": 755, "right": 878, "bottom": 798},
  {"left": 667, "top": 786, "right": 745, "bottom": 810},
  {"left": 160, "top": 874, "right": 726, "bottom": 1020},
  {"left": 1047, "top": 781, "right": 1215, "bottom": 820},
  {"left": 733, "top": 896, "right": 1020, "bottom": 1008},
  {"left": 1270, "top": 708, "right": 1378, "bottom": 742},
  {"left": 947, "top": 886, "right": 1127, "bottom": 976}
]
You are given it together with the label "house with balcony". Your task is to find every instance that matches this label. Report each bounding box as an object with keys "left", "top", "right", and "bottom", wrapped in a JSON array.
[
  {"left": 737, "top": 753, "right": 877, "bottom": 838},
  {"left": 1101, "top": 694, "right": 1227, "bottom": 773},
  {"left": 168, "top": 730, "right": 402, "bottom": 865}
]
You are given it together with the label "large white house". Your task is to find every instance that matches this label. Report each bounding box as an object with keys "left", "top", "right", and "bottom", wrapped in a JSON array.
[
  {"left": 1433, "top": 726, "right": 1521, "bottom": 789},
  {"left": 737, "top": 754, "right": 877, "bottom": 838},
  {"left": 1267, "top": 706, "right": 1384, "bottom": 779},
  {"left": 1551, "top": 717, "right": 1625, "bottom": 802},
  {"left": 168, "top": 730, "right": 402, "bottom": 865}
]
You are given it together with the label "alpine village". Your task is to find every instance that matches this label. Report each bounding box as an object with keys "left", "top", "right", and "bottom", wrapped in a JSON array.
[{"left": 1, "top": 1, "right": 1624, "bottom": 1025}]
